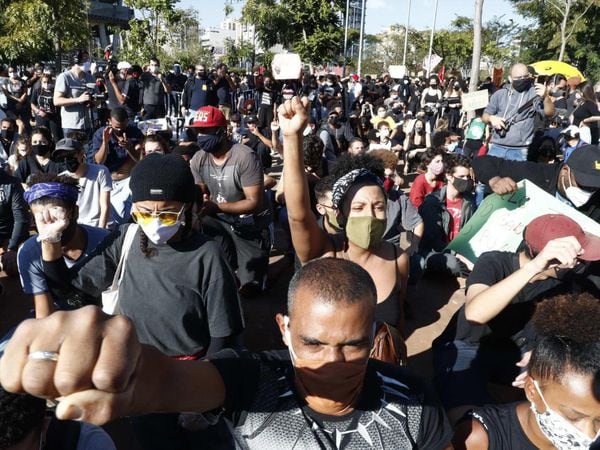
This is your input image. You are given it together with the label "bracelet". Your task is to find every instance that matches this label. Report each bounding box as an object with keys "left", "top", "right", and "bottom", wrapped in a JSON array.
[{"left": 36, "top": 233, "right": 62, "bottom": 244}]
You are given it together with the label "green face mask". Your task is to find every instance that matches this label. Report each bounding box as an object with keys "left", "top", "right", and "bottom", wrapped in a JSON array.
[
  {"left": 325, "top": 209, "right": 342, "bottom": 232},
  {"left": 345, "top": 216, "right": 387, "bottom": 250}
]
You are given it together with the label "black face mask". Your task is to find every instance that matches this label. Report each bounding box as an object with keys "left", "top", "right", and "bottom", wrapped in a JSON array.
[
  {"left": 452, "top": 177, "right": 473, "bottom": 194},
  {"left": 55, "top": 157, "right": 80, "bottom": 173},
  {"left": 512, "top": 78, "right": 532, "bottom": 93},
  {"left": 113, "top": 128, "right": 125, "bottom": 137},
  {"left": 0, "top": 129, "right": 14, "bottom": 141},
  {"left": 32, "top": 144, "right": 51, "bottom": 156},
  {"left": 392, "top": 107, "right": 402, "bottom": 114},
  {"left": 196, "top": 72, "right": 206, "bottom": 79}
]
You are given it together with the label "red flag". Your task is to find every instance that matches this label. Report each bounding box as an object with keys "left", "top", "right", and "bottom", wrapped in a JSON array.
[
  {"left": 492, "top": 67, "right": 503, "bottom": 87},
  {"left": 437, "top": 65, "right": 446, "bottom": 84}
]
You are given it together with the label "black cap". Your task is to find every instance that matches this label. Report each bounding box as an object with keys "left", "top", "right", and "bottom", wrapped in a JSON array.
[
  {"left": 566, "top": 145, "right": 600, "bottom": 189},
  {"left": 130, "top": 154, "right": 196, "bottom": 203},
  {"left": 52, "top": 138, "right": 83, "bottom": 156},
  {"left": 245, "top": 114, "right": 259, "bottom": 124}
]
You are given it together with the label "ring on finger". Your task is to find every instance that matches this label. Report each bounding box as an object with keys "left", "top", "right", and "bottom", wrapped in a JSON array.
[{"left": 28, "top": 351, "right": 59, "bottom": 362}]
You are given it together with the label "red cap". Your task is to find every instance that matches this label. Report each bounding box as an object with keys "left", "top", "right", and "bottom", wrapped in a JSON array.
[
  {"left": 351, "top": 74, "right": 359, "bottom": 82},
  {"left": 188, "top": 106, "right": 227, "bottom": 128},
  {"left": 524, "top": 214, "right": 600, "bottom": 261}
]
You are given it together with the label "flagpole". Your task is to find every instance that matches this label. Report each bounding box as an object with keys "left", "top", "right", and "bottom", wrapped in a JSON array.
[
  {"left": 357, "top": 0, "right": 367, "bottom": 76},
  {"left": 402, "top": 0, "right": 412, "bottom": 67},
  {"left": 343, "top": 0, "right": 350, "bottom": 77},
  {"left": 426, "top": 0, "right": 439, "bottom": 78}
]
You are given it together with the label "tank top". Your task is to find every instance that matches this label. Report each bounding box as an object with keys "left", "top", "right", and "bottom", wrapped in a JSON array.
[
  {"left": 331, "top": 241, "right": 402, "bottom": 327},
  {"left": 469, "top": 403, "right": 537, "bottom": 450}
]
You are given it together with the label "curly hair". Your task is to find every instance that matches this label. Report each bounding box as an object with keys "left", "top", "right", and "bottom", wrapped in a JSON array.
[
  {"left": 303, "top": 135, "right": 324, "bottom": 171},
  {"left": 331, "top": 153, "right": 385, "bottom": 180},
  {"left": 445, "top": 154, "right": 471, "bottom": 175},
  {"left": 529, "top": 292, "right": 600, "bottom": 385},
  {"left": 368, "top": 149, "right": 399, "bottom": 170},
  {"left": 0, "top": 388, "right": 45, "bottom": 448}
]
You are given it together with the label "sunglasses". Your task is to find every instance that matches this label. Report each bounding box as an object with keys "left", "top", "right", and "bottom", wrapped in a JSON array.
[{"left": 131, "top": 205, "right": 184, "bottom": 226}]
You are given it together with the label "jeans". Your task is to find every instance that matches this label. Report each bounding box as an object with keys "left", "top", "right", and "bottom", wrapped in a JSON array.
[
  {"left": 487, "top": 143, "right": 528, "bottom": 161},
  {"left": 433, "top": 339, "right": 523, "bottom": 409}
]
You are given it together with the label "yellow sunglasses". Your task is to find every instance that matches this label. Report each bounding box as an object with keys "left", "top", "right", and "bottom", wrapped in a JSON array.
[{"left": 131, "top": 206, "right": 185, "bottom": 226}]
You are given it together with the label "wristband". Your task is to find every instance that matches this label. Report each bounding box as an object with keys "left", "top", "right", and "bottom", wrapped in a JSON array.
[{"left": 36, "top": 233, "right": 62, "bottom": 244}]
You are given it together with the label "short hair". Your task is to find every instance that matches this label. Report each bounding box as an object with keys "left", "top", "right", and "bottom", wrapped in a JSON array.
[
  {"left": 529, "top": 292, "right": 600, "bottom": 392},
  {"left": 348, "top": 137, "right": 364, "bottom": 148},
  {"left": 332, "top": 153, "right": 385, "bottom": 180},
  {"left": 0, "top": 388, "right": 45, "bottom": 449},
  {"left": 110, "top": 107, "right": 128, "bottom": 123},
  {"left": 150, "top": 56, "right": 160, "bottom": 66},
  {"left": 287, "top": 258, "right": 377, "bottom": 316},
  {"left": 303, "top": 135, "right": 324, "bottom": 170},
  {"left": 65, "top": 130, "right": 89, "bottom": 145},
  {"left": 27, "top": 173, "right": 80, "bottom": 211},
  {"left": 314, "top": 175, "right": 336, "bottom": 203},
  {"left": 445, "top": 154, "right": 471, "bottom": 175}
]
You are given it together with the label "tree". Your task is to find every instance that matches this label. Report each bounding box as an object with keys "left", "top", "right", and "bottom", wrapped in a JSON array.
[
  {"left": 223, "top": 38, "right": 255, "bottom": 69},
  {"left": 510, "top": 0, "right": 600, "bottom": 80},
  {"left": 241, "top": 0, "right": 345, "bottom": 66},
  {"left": 0, "top": 0, "right": 90, "bottom": 67},
  {"left": 121, "top": 0, "right": 179, "bottom": 62}
]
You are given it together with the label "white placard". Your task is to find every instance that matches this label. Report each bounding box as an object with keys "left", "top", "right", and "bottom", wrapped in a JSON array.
[
  {"left": 461, "top": 90, "right": 489, "bottom": 111},
  {"left": 271, "top": 53, "right": 302, "bottom": 80},
  {"left": 389, "top": 65, "right": 406, "bottom": 79}
]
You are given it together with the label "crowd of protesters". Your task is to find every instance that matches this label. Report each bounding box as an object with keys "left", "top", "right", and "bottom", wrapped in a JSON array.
[{"left": 0, "top": 48, "right": 599, "bottom": 450}]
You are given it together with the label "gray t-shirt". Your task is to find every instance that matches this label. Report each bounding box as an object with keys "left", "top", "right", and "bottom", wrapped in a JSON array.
[
  {"left": 74, "top": 163, "right": 113, "bottom": 227},
  {"left": 141, "top": 73, "right": 165, "bottom": 107},
  {"left": 190, "top": 144, "right": 264, "bottom": 223},
  {"left": 484, "top": 85, "right": 544, "bottom": 147},
  {"left": 384, "top": 189, "right": 423, "bottom": 244},
  {"left": 55, "top": 69, "right": 95, "bottom": 130}
]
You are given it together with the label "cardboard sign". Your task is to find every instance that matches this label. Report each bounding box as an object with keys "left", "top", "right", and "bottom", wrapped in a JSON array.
[
  {"left": 389, "top": 65, "right": 406, "bottom": 79},
  {"left": 446, "top": 180, "right": 600, "bottom": 263},
  {"left": 461, "top": 90, "right": 489, "bottom": 111},
  {"left": 271, "top": 53, "right": 302, "bottom": 80}
]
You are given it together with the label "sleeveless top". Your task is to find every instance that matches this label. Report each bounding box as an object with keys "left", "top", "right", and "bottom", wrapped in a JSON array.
[
  {"left": 468, "top": 402, "right": 537, "bottom": 450},
  {"left": 331, "top": 239, "right": 402, "bottom": 327}
]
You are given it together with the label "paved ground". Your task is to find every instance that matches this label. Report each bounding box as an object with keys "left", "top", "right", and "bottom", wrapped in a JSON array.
[{"left": 0, "top": 162, "right": 468, "bottom": 448}]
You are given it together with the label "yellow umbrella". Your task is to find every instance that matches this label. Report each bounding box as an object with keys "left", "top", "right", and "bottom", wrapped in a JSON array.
[{"left": 531, "top": 60, "right": 586, "bottom": 82}]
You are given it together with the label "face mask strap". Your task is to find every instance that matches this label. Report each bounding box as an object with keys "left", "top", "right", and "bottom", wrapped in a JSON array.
[{"left": 532, "top": 380, "right": 551, "bottom": 411}]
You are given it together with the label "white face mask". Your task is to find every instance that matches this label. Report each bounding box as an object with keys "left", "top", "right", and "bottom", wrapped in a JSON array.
[
  {"left": 447, "top": 142, "right": 458, "bottom": 153},
  {"left": 139, "top": 218, "right": 182, "bottom": 245},
  {"left": 531, "top": 380, "right": 600, "bottom": 449},
  {"left": 377, "top": 111, "right": 386, "bottom": 118},
  {"left": 562, "top": 167, "right": 595, "bottom": 207}
]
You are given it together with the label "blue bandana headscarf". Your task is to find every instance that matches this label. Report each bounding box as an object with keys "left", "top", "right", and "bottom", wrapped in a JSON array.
[{"left": 23, "top": 182, "right": 79, "bottom": 205}]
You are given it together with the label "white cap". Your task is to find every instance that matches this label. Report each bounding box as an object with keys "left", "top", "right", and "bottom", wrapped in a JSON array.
[
  {"left": 561, "top": 125, "right": 580, "bottom": 138},
  {"left": 117, "top": 61, "right": 132, "bottom": 70}
]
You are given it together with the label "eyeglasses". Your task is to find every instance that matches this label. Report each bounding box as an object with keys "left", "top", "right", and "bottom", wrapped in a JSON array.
[{"left": 131, "top": 206, "right": 184, "bottom": 226}]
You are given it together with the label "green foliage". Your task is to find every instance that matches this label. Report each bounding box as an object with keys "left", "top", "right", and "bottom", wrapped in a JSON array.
[
  {"left": 223, "top": 38, "right": 255, "bottom": 69},
  {"left": 241, "top": 0, "right": 345, "bottom": 65},
  {"left": 510, "top": 0, "right": 600, "bottom": 81},
  {"left": 0, "top": 0, "right": 91, "bottom": 64}
]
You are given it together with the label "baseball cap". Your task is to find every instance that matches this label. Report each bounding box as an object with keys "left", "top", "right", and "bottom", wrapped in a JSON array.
[
  {"left": 117, "top": 61, "right": 132, "bottom": 70},
  {"left": 560, "top": 125, "right": 580, "bottom": 139},
  {"left": 524, "top": 214, "right": 600, "bottom": 261},
  {"left": 245, "top": 114, "right": 259, "bottom": 124},
  {"left": 53, "top": 138, "right": 83, "bottom": 155},
  {"left": 187, "top": 106, "right": 227, "bottom": 128},
  {"left": 565, "top": 145, "right": 600, "bottom": 189}
]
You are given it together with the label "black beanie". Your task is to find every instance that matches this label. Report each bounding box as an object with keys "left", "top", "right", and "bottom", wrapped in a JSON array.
[{"left": 130, "top": 154, "right": 196, "bottom": 203}]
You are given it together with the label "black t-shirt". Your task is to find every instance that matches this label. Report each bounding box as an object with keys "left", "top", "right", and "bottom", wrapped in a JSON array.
[
  {"left": 438, "top": 251, "right": 567, "bottom": 347},
  {"left": 468, "top": 403, "right": 536, "bottom": 450},
  {"left": 72, "top": 225, "right": 245, "bottom": 357},
  {"left": 14, "top": 155, "right": 58, "bottom": 184},
  {"left": 210, "top": 349, "right": 452, "bottom": 449},
  {"left": 573, "top": 100, "right": 600, "bottom": 144}
]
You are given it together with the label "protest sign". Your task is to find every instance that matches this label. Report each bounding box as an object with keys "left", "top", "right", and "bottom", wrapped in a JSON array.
[
  {"left": 461, "top": 90, "right": 489, "bottom": 111},
  {"left": 447, "top": 179, "right": 600, "bottom": 263}
]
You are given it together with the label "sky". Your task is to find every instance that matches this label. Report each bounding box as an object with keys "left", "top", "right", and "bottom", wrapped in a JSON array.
[{"left": 178, "top": 0, "right": 530, "bottom": 34}]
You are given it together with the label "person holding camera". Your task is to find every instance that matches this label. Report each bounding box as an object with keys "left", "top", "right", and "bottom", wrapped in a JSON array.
[
  {"left": 53, "top": 52, "right": 96, "bottom": 138},
  {"left": 482, "top": 63, "right": 555, "bottom": 161}
]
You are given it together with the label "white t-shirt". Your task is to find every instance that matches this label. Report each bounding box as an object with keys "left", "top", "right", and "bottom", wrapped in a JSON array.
[{"left": 74, "top": 164, "right": 113, "bottom": 227}]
